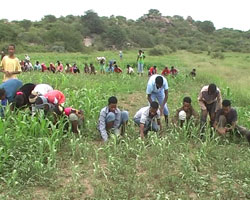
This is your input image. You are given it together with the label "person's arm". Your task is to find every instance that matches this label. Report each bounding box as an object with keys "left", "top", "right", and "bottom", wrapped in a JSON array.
[
  {"left": 71, "top": 120, "right": 78, "bottom": 133},
  {"left": 157, "top": 119, "right": 162, "bottom": 131},
  {"left": 98, "top": 112, "right": 108, "bottom": 141},
  {"left": 225, "top": 121, "right": 236, "bottom": 132},
  {"left": 147, "top": 94, "right": 152, "bottom": 104},
  {"left": 139, "top": 123, "right": 145, "bottom": 139}
]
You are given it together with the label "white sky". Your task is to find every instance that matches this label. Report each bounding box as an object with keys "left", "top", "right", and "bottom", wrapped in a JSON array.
[{"left": 1, "top": 0, "right": 249, "bottom": 31}]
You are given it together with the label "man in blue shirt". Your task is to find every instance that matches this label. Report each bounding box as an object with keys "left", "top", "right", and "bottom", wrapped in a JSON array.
[
  {"left": 0, "top": 79, "right": 23, "bottom": 116},
  {"left": 146, "top": 75, "right": 169, "bottom": 126},
  {"left": 97, "top": 96, "right": 129, "bottom": 142}
]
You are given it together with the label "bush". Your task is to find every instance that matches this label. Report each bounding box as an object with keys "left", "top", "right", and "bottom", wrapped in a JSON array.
[
  {"left": 211, "top": 51, "right": 225, "bottom": 59},
  {"left": 149, "top": 45, "right": 172, "bottom": 56}
]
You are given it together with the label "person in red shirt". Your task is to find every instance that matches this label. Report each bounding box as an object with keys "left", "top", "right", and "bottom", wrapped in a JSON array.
[
  {"left": 44, "top": 90, "right": 65, "bottom": 105},
  {"left": 170, "top": 66, "right": 178, "bottom": 76},
  {"left": 41, "top": 63, "right": 48, "bottom": 72},
  {"left": 49, "top": 63, "right": 56, "bottom": 73},
  {"left": 148, "top": 66, "right": 157, "bottom": 76},
  {"left": 114, "top": 65, "right": 122, "bottom": 73},
  {"left": 161, "top": 66, "right": 170, "bottom": 76},
  {"left": 56, "top": 61, "right": 64, "bottom": 72}
]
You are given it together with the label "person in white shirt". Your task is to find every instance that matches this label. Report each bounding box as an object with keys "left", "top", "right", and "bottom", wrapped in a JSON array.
[
  {"left": 146, "top": 74, "right": 169, "bottom": 126},
  {"left": 127, "top": 64, "right": 134, "bottom": 75},
  {"left": 134, "top": 101, "right": 162, "bottom": 139}
]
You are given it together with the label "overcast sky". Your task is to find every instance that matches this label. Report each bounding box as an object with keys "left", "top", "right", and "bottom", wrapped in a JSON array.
[{"left": 1, "top": 0, "right": 249, "bottom": 31}]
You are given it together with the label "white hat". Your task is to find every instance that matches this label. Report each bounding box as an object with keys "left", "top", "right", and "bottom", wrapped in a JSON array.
[{"left": 179, "top": 110, "right": 187, "bottom": 121}]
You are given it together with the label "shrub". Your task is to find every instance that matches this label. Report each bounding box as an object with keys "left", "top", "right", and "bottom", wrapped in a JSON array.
[{"left": 211, "top": 51, "right": 225, "bottom": 59}]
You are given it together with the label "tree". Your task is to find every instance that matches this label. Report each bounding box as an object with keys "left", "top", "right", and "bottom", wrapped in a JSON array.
[
  {"left": 81, "top": 10, "right": 105, "bottom": 34},
  {"left": 196, "top": 20, "right": 215, "bottom": 34},
  {"left": 19, "top": 19, "right": 32, "bottom": 31}
]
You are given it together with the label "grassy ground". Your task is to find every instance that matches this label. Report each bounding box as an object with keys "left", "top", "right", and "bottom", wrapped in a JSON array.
[{"left": 0, "top": 50, "right": 250, "bottom": 199}]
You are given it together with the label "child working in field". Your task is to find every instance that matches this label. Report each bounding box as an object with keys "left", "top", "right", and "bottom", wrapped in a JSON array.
[
  {"left": 64, "top": 107, "right": 84, "bottom": 134},
  {"left": 0, "top": 44, "right": 22, "bottom": 82},
  {"left": 90, "top": 63, "right": 96, "bottom": 74}
]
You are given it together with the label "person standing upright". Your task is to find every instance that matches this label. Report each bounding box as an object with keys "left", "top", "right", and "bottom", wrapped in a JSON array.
[{"left": 137, "top": 50, "right": 145, "bottom": 76}]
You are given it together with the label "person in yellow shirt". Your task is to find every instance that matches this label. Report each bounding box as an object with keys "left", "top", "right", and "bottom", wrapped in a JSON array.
[{"left": 0, "top": 44, "right": 22, "bottom": 82}]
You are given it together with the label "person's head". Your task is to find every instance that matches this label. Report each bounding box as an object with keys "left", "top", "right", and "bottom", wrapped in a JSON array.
[
  {"left": 155, "top": 76, "right": 163, "bottom": 89},
  {"left": 108, "top": 96, "right": 118, "bottom": 112},
  {"left": 139, "top": 49, "right": 142, "bottom": 53},
  {"left": 171, "top": 66, "right": 174, "bottom": 70},
  {"left": 149, "top": 101, "right": 159, "bottom": 116},
  {"left": 127, "top": 64, "right": 130, "bottom": 69},
  {"left": 35, "top": 96, "right": 51, "bottom": 113},
  {"left": 0, "top": 89, "right": 6, "bottom": 100},
  {"left": 66, "top": 63, "right": 69, "bottom": 66},
  {"left": 36, "top": 61, "right": 39, "bottom": 65},
  {"left": 57, "top": 61, "right": 60, "bottom": 64},
  {"left": 8, "top": 44, "right": 15, "bottom": 56},
  {"left": 222, "top": 99, "right": 231, "bottom": 114},
  {"left": 183, "top": 96, "right": 192, "bottom": 112},
  {"left": 90, "top": 63, "right": 93, "bottom": 67},
  {"left": 114, "top": 65, "right": 118, "bottom": 68},
  {"left": 193, "top": 68, "right": 196, "bottom": 72},
  {"left": 165, "top": 66, "right": 168, "bottom": 69},
  {"left": 13, "top": 93, "right": 25, "bottom": 108},
  {"left": 113, "top": 61, "right": 116, "bottom": 65},
  {"left": 153, "top": 66, "right": 157, "bottom": 69},
  {"left": 208, "top": 83, "right": 217, "bottom": 95}
]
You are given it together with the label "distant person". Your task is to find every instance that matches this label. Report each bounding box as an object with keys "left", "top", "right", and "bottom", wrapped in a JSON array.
[
  {"left": 161, "top": 66, "right": 170, "bottom": 76},
  {"left": 137, "top": 50, "right": 145, "bottom": 76},
  {"left": 64, "top": 107, "right": 84, "bottom": 134},
  {"left": 127, "top": 64, "right": 134, "bottom": 75},
  {"left": 65, "top": 63, "right": 71, "bottom": 73},
  {"left": 146, "top": 75, "right": 169, "bottom": 126},
  {"left": 0, "top": 44, "right": 22, "bottom": 82},
  {"left": 190, "top": 68, "right": 196, "bottom": 78},
  {"left": 24, "top": 54, "right": 30, "bottom": 63},
  {"left": 90, "top": 63, "right": 96, "bottom": 74},
  {"left": 72, "top": 63, "right": 80, "bottom": 73},
  {"left": 172, "top": 97, "right": 199, "bottom": 127},
  {"left": 214, "top": 99, "right": 250, "bottom": 141},
  {"left": 114, "top": 65, "right": 123, "bottom": 73},
  {"left": 84, "top": 63, "right": 90, "bottom": 73},
  {"left": 119, "top": 51, "right": 123, "bottom": 60},
  {"left": 26, "top": 61, "right": 33, "bottom": 71},
  {"left": 49, "top": 63, "right": 56, "bottom": 73},
  {"left": 97, "top": 96, "right": 129, "bottom": 142},
  {"left": 0, "top": 79, "right": 23, "bottom": 117},
  {"left": 170, "top": 66, "right": 178, "bottom": 76},
  {"left": 148, "top": 66, "right": 157, "bottom": 76},
  {"left": 34, "top": 61, "right": 41, "bottom": 71},
  {"left": 99, "top": 59, "right": 105, "bottom": 74},
  {"left": 41, "top": 63, "right": 48, "bottom": 72},
  {"left": 56, "top": 61, "right": 64, "bottom": 72},
  {"left": 198, "top": 83, "right": 222, "bottom": 131},
  {"left": 134, "top": 101, "right": 162, "bottom": 139},
  {"left": 106, "top": 61, "right": 114, "bottom": 73},
  {"left": 13, "top": 83, "right": 36, "bottom": 109}
]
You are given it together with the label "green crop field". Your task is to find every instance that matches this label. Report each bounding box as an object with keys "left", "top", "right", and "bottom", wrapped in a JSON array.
[{"left": 0, "top": 50, "right": 250, "bottom": 199}]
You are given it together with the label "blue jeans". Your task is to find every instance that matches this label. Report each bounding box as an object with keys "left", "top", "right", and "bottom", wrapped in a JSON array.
[
  {"left": 0, "top": 98, "right": 8, "bottom": 118},
  {"left": 150, "top": 92, "right": 169, "bottom": 116},
  {"left": 134, "top": 117, "right": 159, "bottom": 133},
  {"left": 106, "top": 111, "right": 129, "bottom": 128},
  {"left": 138, "top": 63, "right": 144, "bottom": 73}
]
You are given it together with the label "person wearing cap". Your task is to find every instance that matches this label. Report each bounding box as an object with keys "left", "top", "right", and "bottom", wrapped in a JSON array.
[
  {"left": 214, "top": 99, "right": 250, "bottom": 142},
  {"left": 146, "top": 74, "right": 169, "bottom": 126},
  {"left": 134, "top": 101, "right": 162, "bottom": 139},
  {"left": 0, "top": 79, "right": 23, "bottom": 117},
  {"left": 13, "top": 83, "right": 36, "bottom": 109},
  {"left": 198, "top": 83, "right": 222, "bottom": 131},
  {"left": 97, "top": 96, "right": 129, "bottom": 142},
  {"left": 44, "top": 90, "right": 65, "bottom": 105},
  {"left": 64, "top": 107, "right": 84, "bottom": 134},
  {"left": 172, "top": 97, "right": 199, "bottom": 127}
]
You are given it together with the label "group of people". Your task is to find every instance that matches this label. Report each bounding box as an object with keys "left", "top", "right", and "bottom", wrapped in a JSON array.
[{"left": 1, "top": 44, "right": 249, "bottom": 143}]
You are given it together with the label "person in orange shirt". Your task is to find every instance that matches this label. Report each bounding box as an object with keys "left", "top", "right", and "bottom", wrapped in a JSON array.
[
  {"left": 114, "top": 65, "right": 122, "bottom": 73},
  {"left": 0, "top": 44, "right": 22, "bottom": 82}
]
